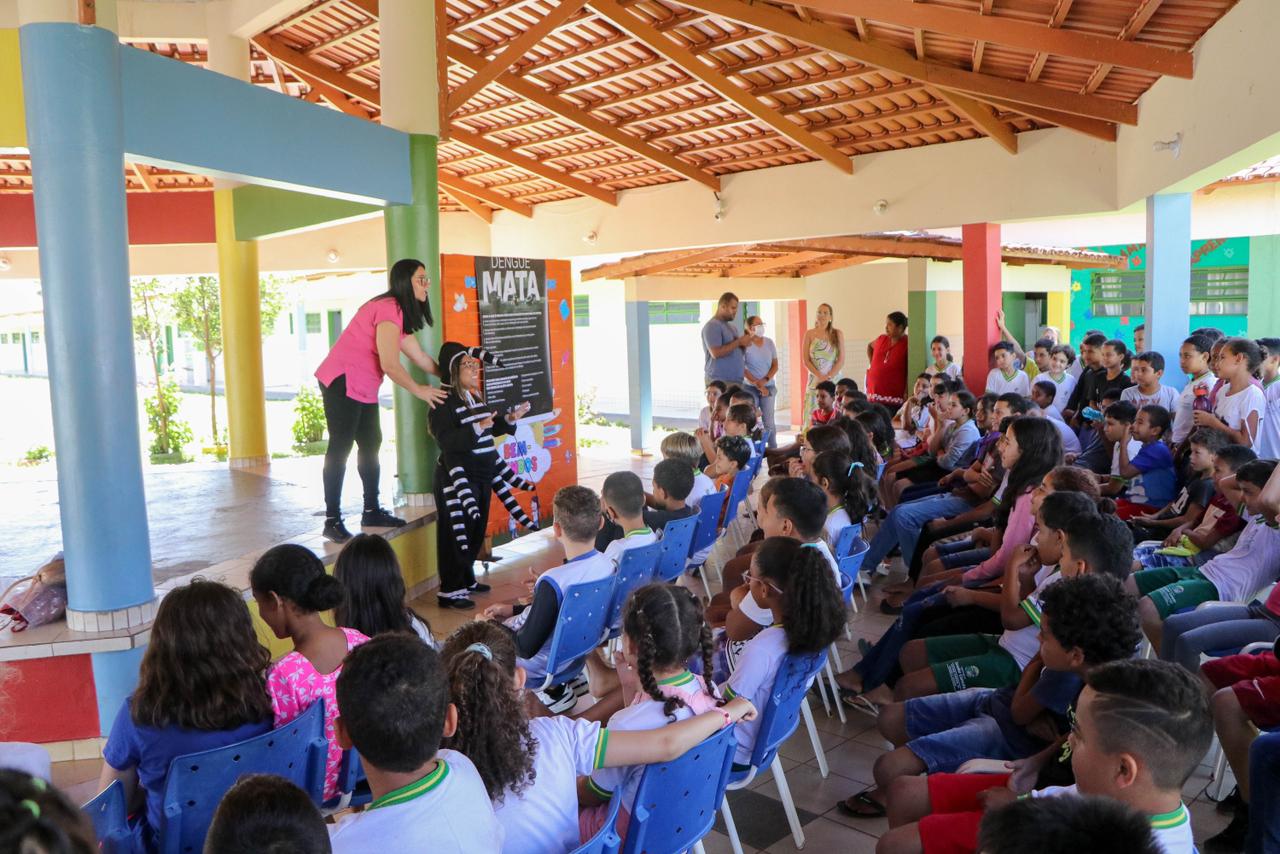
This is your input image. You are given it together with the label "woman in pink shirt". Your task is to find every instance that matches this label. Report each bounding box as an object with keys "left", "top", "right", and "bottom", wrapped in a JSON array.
[{"left": 314, "top": 259, "right": 446, "bottom": 543}]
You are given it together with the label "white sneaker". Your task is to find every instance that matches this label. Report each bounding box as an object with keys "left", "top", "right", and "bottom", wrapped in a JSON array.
[{"left": 875, "top": 559, "right": 893, "bottom": 577}]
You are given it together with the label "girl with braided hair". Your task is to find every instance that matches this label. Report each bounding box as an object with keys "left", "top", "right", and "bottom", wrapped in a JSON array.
[
  {"left": 430, "top": 341, "right": 539, "bottom": 610},
  {"left": 0, "top": 769, "right": 96, "bottom": 854},
  {"left": 440, "top": 620, "right": 756, "bottom": 854}
]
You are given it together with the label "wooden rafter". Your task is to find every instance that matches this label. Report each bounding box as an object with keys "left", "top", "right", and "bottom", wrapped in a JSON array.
[
  {"left": 442, "top": 186, "right": 494, "bottom": 223},
  {"left": 590, "top": 0, "right": 853, "bottom": 174},
  {"left": 295, "top": 70, "right": 370, "bottom": 118},
  {"left": 797, "top": 254, "right": 877, "bottom": 276},
  {"left": 632, "top": 245, "right": 747, "bottom": 276},
  {"left": 979, "top": 96, "right": 1115, "bottom": 143},
  {"left": 582, "top": 247, "right": 727, "bottom": 280},
  {"left": 446, "top": 0, "right": 590, "bottom": 115},
  {"left": 437, "top": 172, "right": 533, "bottom": 217},
  {"left": 130, "top": 162, "right": 156, "bottom": 192},
  {"left": 971, "top": 0, "right": 993, "bottom": 73},
  {"left": 1083, "top": 0, "right": 1166, "bottom": 94},
  {"left": 1026, "top": 0, "right": 1074, "bottom": 83},
  {"left": 798, "top": 0, "right": 1191, "bottom": 79},
  {"left": 932, "top": 87, "right": 1016, "bottom": 154},
  {"left": 677, "top": 0, "right": 1138, "bottom": 126},
  {"left": 728, "top": 250, "right": 829, "bottom": 277},
  {"left": 447, "top": 45, "right": 722, "bottom": 191},
  {"left": 251, "top": 33, "right": 380, "bottom": 106},
  {"left": 449, "top": 129, "right": 617, "bottom": 205}
]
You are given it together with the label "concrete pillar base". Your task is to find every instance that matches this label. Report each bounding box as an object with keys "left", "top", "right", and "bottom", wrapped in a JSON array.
[
  {"left": 403, "top": 492, "right": 435, "bottom": 508},
  {"left": 67, "top": 598, "right": 157, "bottom": 634},
  {"left": 228, "top": 455, "right": 270, "bottom": 470}
]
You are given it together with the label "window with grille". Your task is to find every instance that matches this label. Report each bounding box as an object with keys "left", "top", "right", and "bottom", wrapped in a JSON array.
[
  {"left": 1090, "top": 267, "right": 1248, "bottom": 317},
  {"left": 305, "top": 313, "right": 322, "bottom": 334},
  {"left": 573, "top": 295, "right": 589, "bottom": 327},
  {"left": 648, "top": 301, "right": 701, "bottom": 325},
  {"left": 0, "top": 334, "right": 7, "bottom": 344},
  {"left": 30, "top": 331, "right": 39, "bottom": 343}
]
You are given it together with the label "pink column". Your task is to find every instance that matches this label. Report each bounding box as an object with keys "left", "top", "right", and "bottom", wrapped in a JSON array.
[
  {"left": 788, "top": 300, "right": 808, "bottom": 430},
  {"left": 962, "top": 223, "right": 1001, "bottom": 394}
]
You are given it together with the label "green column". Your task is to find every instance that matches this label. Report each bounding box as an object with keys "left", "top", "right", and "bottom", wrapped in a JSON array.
[
  {"left": 385, "top": 133, "right": 440, "bottom": 496},
  {"left": 1248, "top": 235, "right": 1280, "bottom": 338},
  {"left": 907, "top": 290, "right": 936, "bottom": 379}
]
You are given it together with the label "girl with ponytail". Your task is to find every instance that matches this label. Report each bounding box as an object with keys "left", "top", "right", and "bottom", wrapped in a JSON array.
[
  {"left": 0, "top": 769, "right": 96, "bottom": 854},
  {"left": 811, "top": 450, "right": 877, "bottom": 547},
  {"left": 251, "top": 544, "right": 369, "bottom": 802}
]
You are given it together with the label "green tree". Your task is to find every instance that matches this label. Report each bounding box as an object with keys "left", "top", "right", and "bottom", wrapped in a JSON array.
[{"left": 131, "top": 277, "right": 174, "bottom": 450}]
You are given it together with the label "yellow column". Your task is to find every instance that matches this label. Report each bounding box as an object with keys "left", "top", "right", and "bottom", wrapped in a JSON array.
[
  {"left": 0, "top": 30, "right": 26, "bottom": 149},
  {"left": 1046, "top": 291, "right": 1071, "bottom": 345},
  {"left": 215, "top": 190, "right": 269, "bottom": 467}
]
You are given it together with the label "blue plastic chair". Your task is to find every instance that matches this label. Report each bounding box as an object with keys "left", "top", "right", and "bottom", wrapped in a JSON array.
[
  {"left": 721, "top": 469, "right": 753, "bottom": 534},
  {"left": 655, "top": 514, "right": 698, "bottom": 583},
  {"left": 83, "top": 779, "right": 136, "bottom": 854},
  {"left": 623, "top": 726, "right": 738, "bottom": 854},
  {"left": 689, "top": 490, "right": 727, "bottom": 598},
  {"left": 535, "top": 573, "right": 616, "bottom": 692},
  {"left": 331, "top": 749, "right": 372, "bottom": 810},
  {"left": 606, "top": 542, "right": 661, "bottom": 638},
  {"left": 571, "top": 795, "right": 623, "bottom": 854},
  {"left": 157, "top": 699, "right": 328, "bottom": 854},
  {"left": 721, "top": 651, "right": 828, "bottom": 851}
]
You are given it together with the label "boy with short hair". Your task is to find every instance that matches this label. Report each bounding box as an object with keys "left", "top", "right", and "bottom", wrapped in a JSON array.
[
  {"left": 1043, "top": 346, "right": 1078, "bottom": 417},
  {"left": 812, "top": 380, "right": 838, "bottom": 426},
  {"left": 1028, "top": 337, "right": 1055, "bottom": 380},
  {"left": 1130, "top": 427, "right": 1226, "bottom": 544},
  {"left": 644, "top": 458, "right": 696, "bottom": 533},
  {"left": 985, "top": 342, "right": 1030, "bottom": 396},
  {"left": 705, "top": 434, "right": 751, "bottom": 490},
  {"left": 1064, "top": 332, "right": 1109, "bottom": 425},
  {"left": 1111, "top": 405, "right": 1177, "bottom": 519},
  {"left": 660, "top": 431, "right": 716, "bottom": 508},
  {"left": 596, "top": 471, "right": 659, "bottom": 559},
  {"left": 1122, "top": 351, "right": 1179, "bottom": 411},
  {"left": 978, "top": 796, "right": 1162, "bottom": 854},
  {"left": 331, "top": 635, "right": 503, "bottom": 853}
]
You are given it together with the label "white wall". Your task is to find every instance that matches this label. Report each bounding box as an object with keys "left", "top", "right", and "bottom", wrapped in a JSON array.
[{"left": 804, "top": 261, "right": 910, "bottom": 389}]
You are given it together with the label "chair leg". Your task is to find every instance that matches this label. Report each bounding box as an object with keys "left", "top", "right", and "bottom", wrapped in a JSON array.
[
  {"left": 825, "top": 658, "right": 847, "bottom": 723},
  {"left": 720, "top": 798, "right": 745, "bottom": 854},
  {"left": 828, "top": 641, "right": 844, "bottom": 672},
  {"left": 692, "top": 841, "right": 707, "bottom": 854},
  {"left": 771, "top": 755, "right": 807, "bottom": 849},
  {"left": 801, "top": 698, "right": 829, "bottom": 778},
  {"left": 812, "top": 669, "right": 833, "bottom": 717},
  {"left": 696, "top": 565, "right": 713, "bottom": 601},
  {"left": 1211, "top": 742, "right": 1235, "bottom": 801}
]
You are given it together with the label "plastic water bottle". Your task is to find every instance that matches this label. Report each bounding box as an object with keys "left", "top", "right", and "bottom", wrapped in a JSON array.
[{"left": 1193, "top": 385, "right": 1212, "bottom": 414}]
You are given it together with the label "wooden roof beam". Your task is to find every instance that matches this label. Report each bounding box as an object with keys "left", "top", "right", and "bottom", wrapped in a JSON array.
[
  {"left": 798, "top": 254, "right": 877, "bottom": 276},
  {"left": 448, "top": 44, "right": 721, "bottom": 190},
  {"left": 437, "top": 172, "right": 533, "bottom": 218},
  {"left": 1083, "top": 0, "right": 1166, "bottom": 94},
  {"left": 130, "top": 162, "right": 157, "bottom": 192},
  {"left": 797, "top": 0, "right": 1190, "bottom": 78},
  {"left": 449, "top": 128, "right": 618, "bottom": 205},
  {"left": 979, "top": 95, "right": 1115, "bottom": 142},
  {"left": 251, "top": 33, "right": 380, "bottom": 106},
  {"left": 677, "top": 0, "right": 1137, "bottom": 125},
  {"left": 583, "top": 246, "right": 743, "bottom": 280},
  {"left": 1025, "top": 0, "right": 1074, "bottom": 82},
  {"left": 442, "top": 186, "right": 494, "bottom": 223},
  {"left": 447, "top": 0, "right": 591, "bottom": 115},
  {"left": 728, "top": 250, "right": 829, "bottom": 277},
  {"left": 931, "top": 87, "right": 1015, "bottom": 154},
  {"left": 631, "top": 245, "right": 748, "bottom": 276},
  {"left": 590, "top": 0, "right": 852, "bottom": 174}
]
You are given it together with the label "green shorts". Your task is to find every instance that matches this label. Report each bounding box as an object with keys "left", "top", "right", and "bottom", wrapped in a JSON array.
[
  {"left": 1132, "top": 566, "right": 1221, "bottom": 618},
  {"left": 924, "top": 634, "right": 1021, "bottom": 692}
]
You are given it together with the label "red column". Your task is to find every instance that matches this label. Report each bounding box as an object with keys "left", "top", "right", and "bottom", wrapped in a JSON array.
[
  {"left": 962, "top": 222, "right": 1001, "bottom": 394},
  {"left": 788, "top": 299, "right": 808, "bottom": 430}
]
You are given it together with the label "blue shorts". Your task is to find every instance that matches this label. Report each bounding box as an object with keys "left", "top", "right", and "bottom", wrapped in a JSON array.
[
  {"left": 1133, "top": 543, "right": 1215, "bottom": 569},
  {"left": 903, "top": 688, "right": 1021, "bottom": 773}
]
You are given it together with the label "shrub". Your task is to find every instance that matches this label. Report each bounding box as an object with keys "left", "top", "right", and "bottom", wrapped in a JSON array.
[
  {"left": 23, "top": 445, "right": 52, "bottom": 464},
  {"left": 292, "top": 386, "right": 327, "bottom": 448},
  {"left": 144, "top": 381, "right": 192, "bottom": 459}
]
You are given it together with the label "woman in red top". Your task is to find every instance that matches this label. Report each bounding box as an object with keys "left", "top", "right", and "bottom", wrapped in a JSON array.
[
  {"left": 867, "top": 311, "right": 909, "bottom": 408},
  {"left": 314, "top": 259, "right": 447, "bottom": 543}
]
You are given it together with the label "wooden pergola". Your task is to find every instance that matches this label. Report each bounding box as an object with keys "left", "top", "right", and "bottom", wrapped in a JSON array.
[
  {"left": 1, "top": 0, "right": 1242, "bottom": 219},
  {"left": 581, "top": 232, "right": 1128, "bottom": 280}
]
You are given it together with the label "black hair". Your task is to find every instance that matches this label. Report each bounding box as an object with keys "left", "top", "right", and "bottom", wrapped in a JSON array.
[
  {"left": 1258, "top": 337, "right": 1280, "bottom": 360},
  {"left": 1038, "top": 490, "right": 1100, "bottom": 532},
  {"left": 1031, "top": 379, "right": 1057, "bottom": 403},
  {"left": 1137, "top": 404, "right": 1171, "bottom": 438},
  {"left": 915, "top": 372, "right": 933, "bottom": 383},
  {"left": 1084, "top": 658, "right": 1215, "bottom": 790},
  {"left": 768, "top": 477, "right": 829, "bottom": 540},
  {"left": 811, "top": 451, "right": 877, "bottom": 522},
  {"left": 855, "top": 410, "right": 893, "bottom": 458},
  {"left": 1099, "top": 388, "right": 1124, "bottom": 406},
  {"left": 376, "top": 258, "right": 433, "bottom": 334},
  {"left": 717, "top": 291, "right": 738, "bottom": 306},
  {"left": 554, "top": 484, "right": 602, "bottom": 541},
  {"left": 1214, "top": 444, "right": 1257, "bottom": 472},
  {"left": 1222, "top": 336, "right": 1264, "bottom": 374},
  {"left": 1186, "top": 427, "right": 1230, "bottom": 454},
  {"left": 1032, "top": 337, "right": 1055, "bottom": 352},
  {"left": 978, "top": 392, "right": 1000, "bottom": 416},
  {"left": 204, "top": 774, "right": 331, "bottom": 854},
  {"left": 834, "top": 416, "right": 878, "bottom": 471},
  {"left": 805, "top": 424, "right": 852, "bottom": 457},
  {"left": 728, "top": 390, "right": 755, "bottom": 406},
  {"left": 753, "top": 537, "right": 845, "bottom": 654},
  {"left": 1082, "top": 332, "right": 1107, "bottom": 348},
  {"left": 1182, "top": 333, "right": 1213, "bottom": 355},
  {"left": 336, "top": 634, "right": 448, "bottom": 773},
  {"left": 250, "top": 544, "right": 344, "bottom": 613},
  {"left": 602, "top": 470, "right": 646, "bottom": 517},
  {"left": 887, "top": 311, "right": 908, "bottom": 329},
  {"left": 1103, "top": 338, "right": 1132, "bottom": 370},
  {"left": 716, "top": 435, "right": 752, "bottom": 471},
  {"left": 1190, "top": 326, "right": 1225, "bottom": 343},
  {"left": 623, "top": 584, "right": 721, "bottom": 721},
  {"left": 707, "top": 379, "right": 728, "bottom": 392},
  {"left": 1039, "top": 573, "right": 1142, "bottom": 666},
  {"left": 1049, "top": 344, "right": 1076, "bottom": 366},
  {"left": 652, "top": 458, "right": 695, "bottom": 502},
  {"left": 992, "top": 340, "right": 1017, "bottom": 356},
  {"left": 835, "top": 378, "right": 859, "bottom": 393},
  {"left": 1132, "top": 350, "right": 1164, "bottom": 373},
  {"left": 930, "top": 335, "right": 953, "bottom": 361},
  {"left": 334, "top": 534, "right": 432, "bottom": 641},
  {"left": 996, "top": 392, "right": 1030, "bottom": 415},
  {"left": 0, "top": 769, "right": 96, "bottom": 854},
  {"left": 1062, "top": 512, "right": 1133, "bottom": 579},
  {"left": 726, "top": 402, "right": 758, "bottom": 432},
  {"left": 1103, "top": 400, "right": 1137, "bottom": 425},
  {"left": 815, "top": 380, "right": 837, "bottom": 397},
  {"left": 1235, "top": 458, "right": 1277, "bottom": 489},
  {"left": 849, "top": 390, "right": 867, "bottom": 402},
  {"left": 952, "top": 389, "right": 978, "bottom": 421},
  {"left": 997, "top": 417, "right": 1062, "bottom": 527},
  {"left": 978, "top": 795, "right": 1160, "bottom": 854}
]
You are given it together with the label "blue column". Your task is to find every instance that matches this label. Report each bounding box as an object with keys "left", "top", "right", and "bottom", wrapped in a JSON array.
[
  {"left": 625, "top": 299, "right": 653, "bottom": 453},
  {"left": 1143, "top": 193, "right": 1192, "bottom": 389},
  {"left": 20, "top": 24, "right": 154, "bottom": 612}
]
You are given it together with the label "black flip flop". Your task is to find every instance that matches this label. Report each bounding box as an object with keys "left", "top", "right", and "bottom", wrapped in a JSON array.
[{"left": 836, "top": 790, "right": 887, "bottom": 819}]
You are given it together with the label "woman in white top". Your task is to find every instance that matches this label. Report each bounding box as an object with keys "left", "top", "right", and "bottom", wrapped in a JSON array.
[{"left": 1198, "top": 338, "right": 1265, "bottom": 448}]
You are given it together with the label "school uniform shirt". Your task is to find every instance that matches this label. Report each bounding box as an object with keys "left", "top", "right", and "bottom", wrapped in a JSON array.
[
  {"left": 687, "top": 471, "right": 718, "bottom": 508},
  {"left": 1255, "top": 377, "right": 1280, "bottom": 458},
  {"left": 925, "top": 362, "right": 963, "bottom": 382},
  {"left": 737, "top": 539, "right": 839, "bottom": 627},
  {"left": 1029, "top": 786, "right": 1194, "bottom": 854},
  {"left": 1171, "top": 371, "right": 1216, "bottom": 444},
  {"left": 985, "top": 368, "right": 1031, "bottom": 397},
  {"left": 1124, "top": 441, "right": 1177, "bottom": 508},
  {"left": 1198, "top": 515, "right": 1280, "bottom": 603},
  {"left": 1121, "top": 384, "right": 1180, "bottom": 413},
  {"left": 1042, "top": 372, "right": 1077, "bottom": 417},
  {"left": 1110, "top": 438, "right": 1144, "bottom": 479},
  {"left": 723, "top": 625, "right": 789, "bottom": 764},
  {"left": 603, "top": 527, "right": 658, "bottom": 565},
  {"left": 824, "top": 505, "right": 854, "bottom": 551},
  {"left": 998, "top": 566, "right": 1064, "bottom": 669},
  {"left": 985, "top": 669, "right": 1083, "bottom": 757},
  {"left": 329, "top": 750, "right": 502, "bottom": 854},
  {"left": 1044, "top": 412, "right": 1082, "bottom": 456},
  {"left": 495, "top": 716, "right": 608, "bottom": 854},
  {"left": 515, "top": 550, "right": 617, "bottom": 680},
  {"left": 939, "top": 420, "right": 981, "bottom": 471},
  {"left": 1214, "top": 383, "right": 1266, "bottom": 446}
]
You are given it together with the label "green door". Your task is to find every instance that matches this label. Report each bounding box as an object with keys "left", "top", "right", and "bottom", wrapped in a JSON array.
[{"left": 327, "top": 310, "right": 343, "bottom": 348}]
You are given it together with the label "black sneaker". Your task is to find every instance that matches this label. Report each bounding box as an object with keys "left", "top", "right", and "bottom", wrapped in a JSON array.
[
  {"left": 1215, "top": 786, "right": 1242, "bottom": 814},
  {"left": 323, "top": 518, "right": 353, "bottom": 544},
  {"left": 1204, "top": 805, "right": 1249, "bottom": 853},
  {"left": 362, "top": 507, "right": 407, "bottom": 528},
  {"left": 537, "top": 683, "right": 577, "bottom": 715},
  {"left": 469, "top": 582, "right": 492, "bottom": 594},
  {"left": 436, "top": 595, "right": 476, "bottom": 610}
]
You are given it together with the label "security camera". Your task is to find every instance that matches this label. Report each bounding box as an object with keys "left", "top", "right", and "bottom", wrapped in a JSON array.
[
  {"left": 583, "top": 231, "right": 598, "bottom": 246},
  {"left": 873, "top": 199, "right": 889, "bottom": 215}
]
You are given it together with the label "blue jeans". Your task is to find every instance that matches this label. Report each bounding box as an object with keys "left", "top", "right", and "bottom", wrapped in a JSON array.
[
  {"left": 865, "top": 494, "right": 972, "bottom": 569},
  {"left": 1249, "top": 732, "right": 1280, "bottom": 853},
  {"left": 903, "top": 688, "right": 1021, "bottom": 773},
  {"left": 1160, "top": 605, "right": 1280, "bottom": 672},
  {"left": 741, "top": 383, "right": 779, "bottom": 449},
  {"left": 852, "top": 583, "right": 948, "bottom": 690}
]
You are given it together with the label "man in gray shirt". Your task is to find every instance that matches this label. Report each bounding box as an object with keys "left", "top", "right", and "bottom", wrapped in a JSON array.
[{"left": 702, "top": 291, "right": 752, "bottom": 386}]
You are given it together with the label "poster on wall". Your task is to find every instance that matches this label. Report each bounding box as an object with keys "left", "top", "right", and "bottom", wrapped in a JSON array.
[{"left": 475, "top": 257, "right": 554, "bottom": 418}]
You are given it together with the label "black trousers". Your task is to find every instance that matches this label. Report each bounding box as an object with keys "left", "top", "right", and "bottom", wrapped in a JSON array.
[
  {"left": 435, "top": 463, "right": 491, "bottom": 595},
  {"left": 320, "top": 375, "right": 383, "bottom": 519}
]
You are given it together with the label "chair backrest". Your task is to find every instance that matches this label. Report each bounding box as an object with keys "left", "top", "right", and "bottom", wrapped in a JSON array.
[
  {"left": 832, "top": 523, "right": 863, "bottom": 560},
  {"left": 542, "top": 573, "right": 616, "bottom": 687},
  {"left": 838, "top": 571, "right": 855, "bottom": 610},
  {"left": 158, "top": 700, "right": 327, "bottom": 854},
  {"left": 746, "top": 651, "right": 827, "bottom": 771},
  {"left": 572, "top": 794, "right": 623, "bottom": 854},
  {"left": 84, "top": 779, "right": 134, "bottom": 854},
  {"left": 606, "top": 542, "right": 662, "bottom": 634},
  {"left": 838, "top": 537, "right": 870, "bottom": 582},
  {"left": 622, "top": 725, "right": 738, "bottom": 854},
  {"left": 655, "top": 515, "right": 698, "bottom": 582},
  {"left": 688, "top": 490, "right": 727, "bottom": 562},
  {"left": 721, "top": 469, "right": 753, "bottom": 530}
]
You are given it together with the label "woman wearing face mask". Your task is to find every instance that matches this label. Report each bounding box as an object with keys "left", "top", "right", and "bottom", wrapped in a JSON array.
[{"left": 743, "top": 315, "right": 779, "bottom": 449}]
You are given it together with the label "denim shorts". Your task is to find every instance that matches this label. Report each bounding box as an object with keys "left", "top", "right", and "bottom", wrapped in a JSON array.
[
  {"left": 903, "top": 688, "right": 1020, "bottom": 773},
  {"left": 1133, "top": 542, "right": 1215, "bottom": 569}
]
